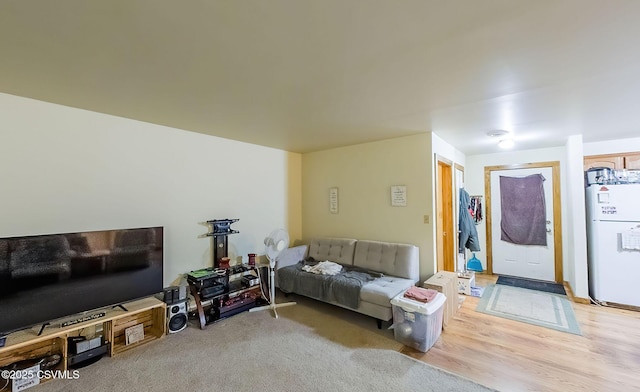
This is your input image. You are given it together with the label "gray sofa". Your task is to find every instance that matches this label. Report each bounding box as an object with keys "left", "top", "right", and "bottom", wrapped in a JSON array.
[{"left": 276, "top": 237, "right": 420, "bottom": 328}]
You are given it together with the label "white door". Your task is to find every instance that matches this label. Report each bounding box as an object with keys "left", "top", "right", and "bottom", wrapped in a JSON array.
[{"left": 490, "top": 167, "right": 555, "bottom": 281}]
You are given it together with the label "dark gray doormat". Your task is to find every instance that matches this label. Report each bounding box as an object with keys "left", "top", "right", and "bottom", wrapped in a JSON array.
[{"left": 496, "top": 276, "right": 566, "bottom": 295}]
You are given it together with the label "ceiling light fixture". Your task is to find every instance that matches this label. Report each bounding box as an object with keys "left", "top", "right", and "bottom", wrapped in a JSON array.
[
  {"left": 497, "top": 138, "right": 515, "bottom": 149},
  {"left": 486, "top": 130, "right": 509, "bottom": 138}
]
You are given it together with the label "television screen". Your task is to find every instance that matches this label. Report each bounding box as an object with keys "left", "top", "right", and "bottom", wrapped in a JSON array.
[{"left": 0, "top": 227, "right": 163, "bottom": 335}]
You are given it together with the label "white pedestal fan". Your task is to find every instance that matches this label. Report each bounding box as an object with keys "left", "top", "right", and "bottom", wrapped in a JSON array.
[{"left": 249, "top": 229, "right": 296, "bottom": 318}]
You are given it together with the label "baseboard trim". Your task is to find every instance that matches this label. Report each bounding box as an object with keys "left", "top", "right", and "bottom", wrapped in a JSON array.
[{"left": 563, "top": 281, "right": 590, "bottom": 304}]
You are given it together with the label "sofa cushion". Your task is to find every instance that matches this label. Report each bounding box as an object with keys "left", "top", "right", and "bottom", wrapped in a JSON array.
[
  {"left": 274, "top": 245, "right": 308, "bottom": 288},
  {"left": 307, "top": 238, "right": 357, "bottom": 265},
  {"left": 360, "top": 277, "right": 415, "bottom": 307},
  {"left": 276, "top": 245, "right": 308, "bottom": 270},
  {"left": 353, "top": 240, "right": 419, "bottom": 281}
]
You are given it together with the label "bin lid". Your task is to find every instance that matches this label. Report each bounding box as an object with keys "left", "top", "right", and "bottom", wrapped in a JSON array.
[{"left": 390, "top": 292, "right": 446, "bottom": 315}]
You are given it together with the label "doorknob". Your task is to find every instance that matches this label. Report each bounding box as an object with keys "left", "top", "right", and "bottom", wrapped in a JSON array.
[
  {"left": 546, "top": 228, "right": 552, "bottom": 233},
  {"left": 546, "top": 220, "right": 551, "bottom": 224}
]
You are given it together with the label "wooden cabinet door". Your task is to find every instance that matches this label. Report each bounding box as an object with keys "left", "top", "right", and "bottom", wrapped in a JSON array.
[
  {"left": 623, "top": 153, "right": 640, "bottom": 169},
  {"left": 583, "top": 155, "right": 623, "bottom": 171}
]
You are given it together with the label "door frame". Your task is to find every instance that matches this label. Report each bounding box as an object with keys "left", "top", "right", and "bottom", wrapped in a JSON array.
[
  {"left": 454, "top": 163, "right": 465, "bottom": 269},
  {"left": 484, "top": 161, "right": 563, "bottom": 283},
  {"left": 436, "top": 155, "right": 455, "bottom": 272}
]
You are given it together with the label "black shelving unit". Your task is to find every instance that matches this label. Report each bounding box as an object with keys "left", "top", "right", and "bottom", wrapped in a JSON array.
[
  {"left": 188, "top": 218, "right": 270, "bottom": 328},
  {"left": 205, "top": 218, "right": 239, "bottom": 268},
  {"left": 187, "top": 265, "right": 265, "bottom": 329}
]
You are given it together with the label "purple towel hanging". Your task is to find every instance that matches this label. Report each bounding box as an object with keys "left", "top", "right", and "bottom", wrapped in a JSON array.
[{"left": 499, "top": 174, "right": 547, "bottom": 246}]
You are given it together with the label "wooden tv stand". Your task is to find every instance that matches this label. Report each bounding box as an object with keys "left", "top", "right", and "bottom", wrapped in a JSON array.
[{"left": 0, "top": 297, "right": 165, "bottom": 390}]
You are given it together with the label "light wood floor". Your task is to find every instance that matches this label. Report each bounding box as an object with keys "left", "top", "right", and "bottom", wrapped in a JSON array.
[{"left": 400, "top": 275, "right": 640, "bottom": 392}]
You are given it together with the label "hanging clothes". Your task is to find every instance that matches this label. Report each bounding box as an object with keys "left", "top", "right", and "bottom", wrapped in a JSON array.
[
  {"left": 499, "top": 174, "right": 547, "bottom": 246},
  {"left": 475, "top": 197, "right": 483, "bottom": 224},
  {"left": 459, "top": 188, "right": 481, "bottom": 252},
  {"left": 470, "top": 196, "right": 483, "bottom": 224}
]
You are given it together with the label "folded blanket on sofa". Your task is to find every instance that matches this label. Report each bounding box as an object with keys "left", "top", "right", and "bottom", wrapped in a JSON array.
[{"left": 278, "top": 260, "right": 375, "bottom": 309}]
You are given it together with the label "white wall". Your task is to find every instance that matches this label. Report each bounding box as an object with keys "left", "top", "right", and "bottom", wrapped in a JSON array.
[
  {"left": 302, "top": 134, "right": 434, "bottom": 281},
  {"left": 464, "top": 147, "right": 571, "bottom": 282},
  {"left": 565, "top": 135, "right": 589, "bottom": 298},
  {"left": 431, "top": 133, "right": 466, "bottom": 166},
  {"left": 583, "top": 137, "right": 640, "bottom": 156},
  {"left": 0, "top": 93, "right": 302, "bottom": 286}
]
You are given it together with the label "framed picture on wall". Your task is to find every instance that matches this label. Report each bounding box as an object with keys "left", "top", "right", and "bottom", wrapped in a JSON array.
[
  {"left": 391, "top": 185, "right": 407, "bottom": 207},
  {"left": 329, "top": 187, "right": 339, "bottom": 214}
]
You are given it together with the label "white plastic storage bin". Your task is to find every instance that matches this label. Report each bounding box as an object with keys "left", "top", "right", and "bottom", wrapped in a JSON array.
[{"left": 391, "top": 292, "right": 446, "bottom": 352}]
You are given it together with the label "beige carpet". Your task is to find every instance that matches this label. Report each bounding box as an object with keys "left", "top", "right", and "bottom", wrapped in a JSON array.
[{"left": 35, "top": 295, "right": 495, "bottom": 392}]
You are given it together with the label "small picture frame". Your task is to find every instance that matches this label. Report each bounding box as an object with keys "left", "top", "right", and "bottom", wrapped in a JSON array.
[
  {"left": 125, "top": 323, "right": 144, "bottom": 345},
  {"left": 11, "top": 363, "right": 40, "bottom": 391},
  {"left": 329, "top": 187, "right": 339, "bottom": 214},
  {"left": 391, "top": 185, "right": 407, "bottom": 207}
]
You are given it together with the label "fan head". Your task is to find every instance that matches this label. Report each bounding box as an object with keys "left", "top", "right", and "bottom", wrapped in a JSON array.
[{"left": 264, "top": 229, "right": 289, "bottom": 266}]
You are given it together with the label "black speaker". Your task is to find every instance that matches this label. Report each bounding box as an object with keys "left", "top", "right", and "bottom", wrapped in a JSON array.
[
  {"left": 167, "top": 300, "right": 188, "bottom": 334},
  {"left": 163, "top": 286, "right": 188, "bottom": 305}
]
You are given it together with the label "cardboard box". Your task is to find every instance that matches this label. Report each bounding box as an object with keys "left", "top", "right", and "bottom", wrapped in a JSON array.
[
  {"left": 423, "top": 271, "right": 458, "bottom": 327},
  {"left": 457, "top": 271, "right": 475, "bottom": 295}
]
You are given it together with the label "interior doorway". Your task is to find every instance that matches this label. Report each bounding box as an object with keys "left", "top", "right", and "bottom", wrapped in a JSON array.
[
  {"left": 454, "top": 163, "right": 465, "bottom": 270},
  {"left": 484, "top": 162, "right": 563, "bottom": 283},
  {"left": 436, "top": 156, "right": 454, "bottom": 272}
]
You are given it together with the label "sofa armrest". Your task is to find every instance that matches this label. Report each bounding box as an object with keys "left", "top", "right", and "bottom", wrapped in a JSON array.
[{"left": 275, "top": 245, "right": 308, "bottom": 271}]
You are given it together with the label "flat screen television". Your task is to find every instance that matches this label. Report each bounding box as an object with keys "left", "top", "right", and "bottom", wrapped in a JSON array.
[{"left": 0, "top": 227, "right": 164, "bottom": 335}]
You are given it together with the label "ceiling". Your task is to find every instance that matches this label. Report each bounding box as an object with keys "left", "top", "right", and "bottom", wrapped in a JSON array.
[{"left": 2, "top": 0, "right": 640, "bottom": 155}]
